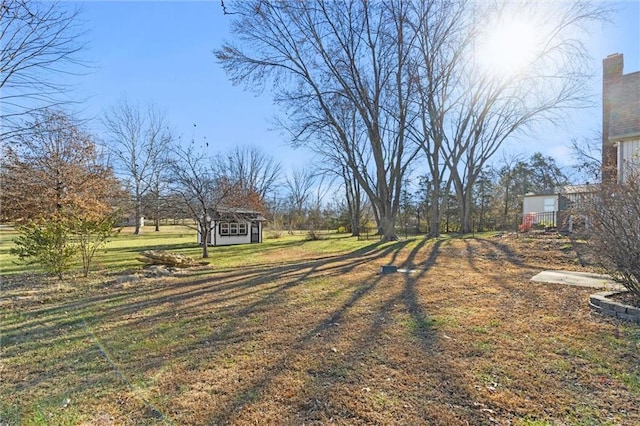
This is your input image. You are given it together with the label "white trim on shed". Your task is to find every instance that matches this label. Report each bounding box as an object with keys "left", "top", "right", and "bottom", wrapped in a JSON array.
[{"left": 197, "top": 208, "right": 266, "bottom": 247}]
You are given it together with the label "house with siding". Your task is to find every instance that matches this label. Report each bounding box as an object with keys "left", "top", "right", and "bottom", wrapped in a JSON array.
[
  {"left": 602, "top": 53, "right": 640, "bottom": 183},
  {"left": 522, "top": 53, "right": 639, "bottom": 231}
]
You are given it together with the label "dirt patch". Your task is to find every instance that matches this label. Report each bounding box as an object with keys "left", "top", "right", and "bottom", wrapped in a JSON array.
[{"left": 1, "top": 235, "right": 639, "bottom": 425}]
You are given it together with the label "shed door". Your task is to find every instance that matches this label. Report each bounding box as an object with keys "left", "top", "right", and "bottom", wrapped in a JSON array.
[{"left": 251, "top": 222, "right": 260, "bottom": 243}]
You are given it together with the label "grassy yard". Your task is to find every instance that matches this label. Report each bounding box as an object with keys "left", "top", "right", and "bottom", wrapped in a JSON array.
[
  {"left": 0, "top": 225, "right": 199, "bottom": 275},
  {"left": 1, "top": 229, "right": 639, "bottom": 425},
  {"left": 0, "top": 225, "right": 359, "bottom": 274}
]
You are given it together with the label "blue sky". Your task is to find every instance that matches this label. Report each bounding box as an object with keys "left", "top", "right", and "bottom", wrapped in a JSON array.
[
  {"left": 74, "top": 0, "right": 297, "bottom": 168},
  {"left": 70, "top": 0, "right": 640, "bottom": 177}
]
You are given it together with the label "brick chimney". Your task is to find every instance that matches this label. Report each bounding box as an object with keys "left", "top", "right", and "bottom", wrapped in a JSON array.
[{"left": 602, "top": 53, "right": 623, "bottom": 184}]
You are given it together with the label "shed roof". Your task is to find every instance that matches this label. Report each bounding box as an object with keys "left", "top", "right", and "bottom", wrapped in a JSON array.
[
  {"left": 523, "top": 184, "right": 599, "bottom": 197},
  {"left": 207, "top": 207, "right": 266, "bottom": 222}
]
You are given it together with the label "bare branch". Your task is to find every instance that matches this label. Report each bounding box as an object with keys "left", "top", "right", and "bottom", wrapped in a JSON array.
[
  {"left": 1, "top": 0, "right": 89, "bottom": 140},
  {"left": 102, "top": 98, "right": 173, "bottom": 234}
]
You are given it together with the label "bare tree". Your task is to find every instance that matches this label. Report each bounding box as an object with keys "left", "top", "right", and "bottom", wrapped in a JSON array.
[
  {"left": 571, "top": 134, "right": 602, "bottom": 183},
  {"left": 406, "top": 0, "right": 607, "bottom": 234},
  {"left": 103, "top": 98, "right": 172, "bottom": 234},
  {"left": 217, "top": 0, "right": 606, "bottom": 237},
  {"left": 168, "top": 140, "right": 262, "bottom": 258},
  {"left": 406, "top": 0, "right": 467, "bottom": 237},
  {"left": 216, "top": 145, "right": 282, "bottom": 200},
  {"left": 168, "top": 142, "right": 227, "bottom": 258},
  {"left": 216, "top": 0, "right": 420, "bottom": 241},
  {"left": 307, "top": 174, "right": 332, "bottom": 231},
  {"left": 339, "top": 161, "right": 367, "bottom": 236},
  {"left": 299, "top": 106, "right": 369, "bottom": 236},
  {"left": 432, "top": 1, "right": 608, "bottom": 233},
  {"left": 583, "top": 170, "right": 640, "bottom": 299},
  {"left": 144, "top": 165, "right": 169, "bottom": 232},
  {"left": 1, "top": 0, "right": 87, "bottom": 140},
  {"left": 284, "top": 167, "right": 314, "bottom": 232}
]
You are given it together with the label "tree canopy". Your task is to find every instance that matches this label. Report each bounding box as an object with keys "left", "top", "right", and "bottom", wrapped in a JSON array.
[
  {"left": 216, "top": 0, "right": 608, "bottom": 237},
  {"left": 1, "top": 109, "right": 121, "bottom": 222}
]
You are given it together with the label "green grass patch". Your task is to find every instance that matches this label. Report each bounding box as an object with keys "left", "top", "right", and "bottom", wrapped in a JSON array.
[
  {"left": 405, "top": 313, "right": 436, "bottom": 335},
  {"left": 1, "top": 226, "right": 373, "bottom": 276},
  {"left": 620, "top": 372, "right": 640, "bottom": 394}
]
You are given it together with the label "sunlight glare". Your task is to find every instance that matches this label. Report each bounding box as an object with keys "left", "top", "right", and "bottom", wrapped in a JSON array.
[{"left": 478, "top": 18, "right": 540, "bottom": 78}]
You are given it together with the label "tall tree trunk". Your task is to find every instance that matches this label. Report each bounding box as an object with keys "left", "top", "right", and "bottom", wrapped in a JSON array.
[
  {"left": 344, "top": 174, "right": 361, "bottom": 237},
  {"left": 351, "top": 212, "right": 360, "bottom": 237},
  {"left": 348, "top": 193, "right": 361, "bottom": 236},
  {"left": 375, "top": 199, "right": 398, "bottom": 241},
  {"left": 428, "top": 183, "right": 440, "bottom": 238},
  {"left": 378, "top": 214, "right": 398, "bottom": 241},
  {"left": 134, "top": 200, "right": 142, "bottom": 234},
  {"left": 201, "top": 223, "right": 209, "bottom": 258},
  {"left": 154, "top": 192, "right": 160, "bottom": 231},
  {"left": 460, "top": 188, "right": 473, "bottom": 234}
]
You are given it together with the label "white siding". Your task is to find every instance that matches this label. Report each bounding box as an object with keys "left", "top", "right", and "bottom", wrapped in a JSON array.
[
  {"left": 543, "top": 198, "right": 556, "bottom": 212},
  {"left": 214, "top": 235, "right": 251, "bottom": 246},
  {"left": 618, "top": 138, "right": 640, "bottom": 182},
  {"left": 522, "top": 194, "right": 559, "bottom": 226},
  {"left": 523, "top": 195, "right": 558, "bottom": 214},
  {"left": 198, "top": 220, "right": 261, "bottom": 246}
]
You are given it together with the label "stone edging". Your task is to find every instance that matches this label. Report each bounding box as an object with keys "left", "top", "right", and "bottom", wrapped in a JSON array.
[{"left": 589, "top": 291, "right": 640, "bottom": 325}]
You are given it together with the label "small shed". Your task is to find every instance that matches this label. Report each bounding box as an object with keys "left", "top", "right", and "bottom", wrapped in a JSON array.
[
  {"left": 197, "top": 208, "right": 266, "bottom": 247},
  {"left": 522, "top": 190, "right": 562, "bottom": 227},
  {"left": 521, "top": 185, "right": 597, "bottom": 232}
]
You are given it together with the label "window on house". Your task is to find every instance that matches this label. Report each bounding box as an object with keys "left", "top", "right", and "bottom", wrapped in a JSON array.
[
  {"left": 543, "top": 198, "right": 555, "bottom": 212},
  {"left": 238, "top": 223, "right": 247, "bottom": 235}
]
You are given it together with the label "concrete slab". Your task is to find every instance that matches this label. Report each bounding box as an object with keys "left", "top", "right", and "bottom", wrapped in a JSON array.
[
  {"left": 531, "top": 270, "right": 624, "bottom": 290},
  {"left": 397, "top": 268, "right": 418, "bottom": 274}
]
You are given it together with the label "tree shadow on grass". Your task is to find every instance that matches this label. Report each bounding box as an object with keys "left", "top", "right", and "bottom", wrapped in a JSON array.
[
  {"left": 458, "top": 237, "right": 527, "bottom": 274},
  {"left": 2, "top": 237, "right": 481, "bottom": 424},
  {"left": 196, "top": 240, "right": 427, "bottom": 423},
  {"left": 198, "top": 237, "right": 484, "bottom": 424},
  {"left": 1, "top": 239, "right": 405, "bottom": 364}
]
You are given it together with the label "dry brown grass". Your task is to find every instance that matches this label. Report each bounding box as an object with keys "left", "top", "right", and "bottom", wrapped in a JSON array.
[{"left": 1, "top": 235, "right": 639, "bottom": 425}]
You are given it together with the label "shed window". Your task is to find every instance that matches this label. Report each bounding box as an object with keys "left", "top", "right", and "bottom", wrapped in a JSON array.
[
  {"left": 218, "top": 222, "right": 248, "bottom": 236},
  {"left": 220, "top": 222, "right": 230, "bottom": 235}
]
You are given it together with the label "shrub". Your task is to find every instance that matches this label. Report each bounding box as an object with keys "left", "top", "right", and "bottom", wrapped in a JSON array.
[
  {"left": 71, "top": 213, "right": 119, "bottom": 277},
  {"left": 266, "top": 230, "right": 282, "bottom": 239},
  {"left": 11, "top": 213, "right": 119, "bottom": 279},
  {"left": 518, "top": 213, "right": 535, "bottom": 232},
  {"left": 584, "top": 170, "right": 640, "bottom": 298},
  {"left": 11, "top": 218, "right": 77, "bottom": 280},
  {"left": 305, "top": 230, "right": 324, "bottom": 241}
]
